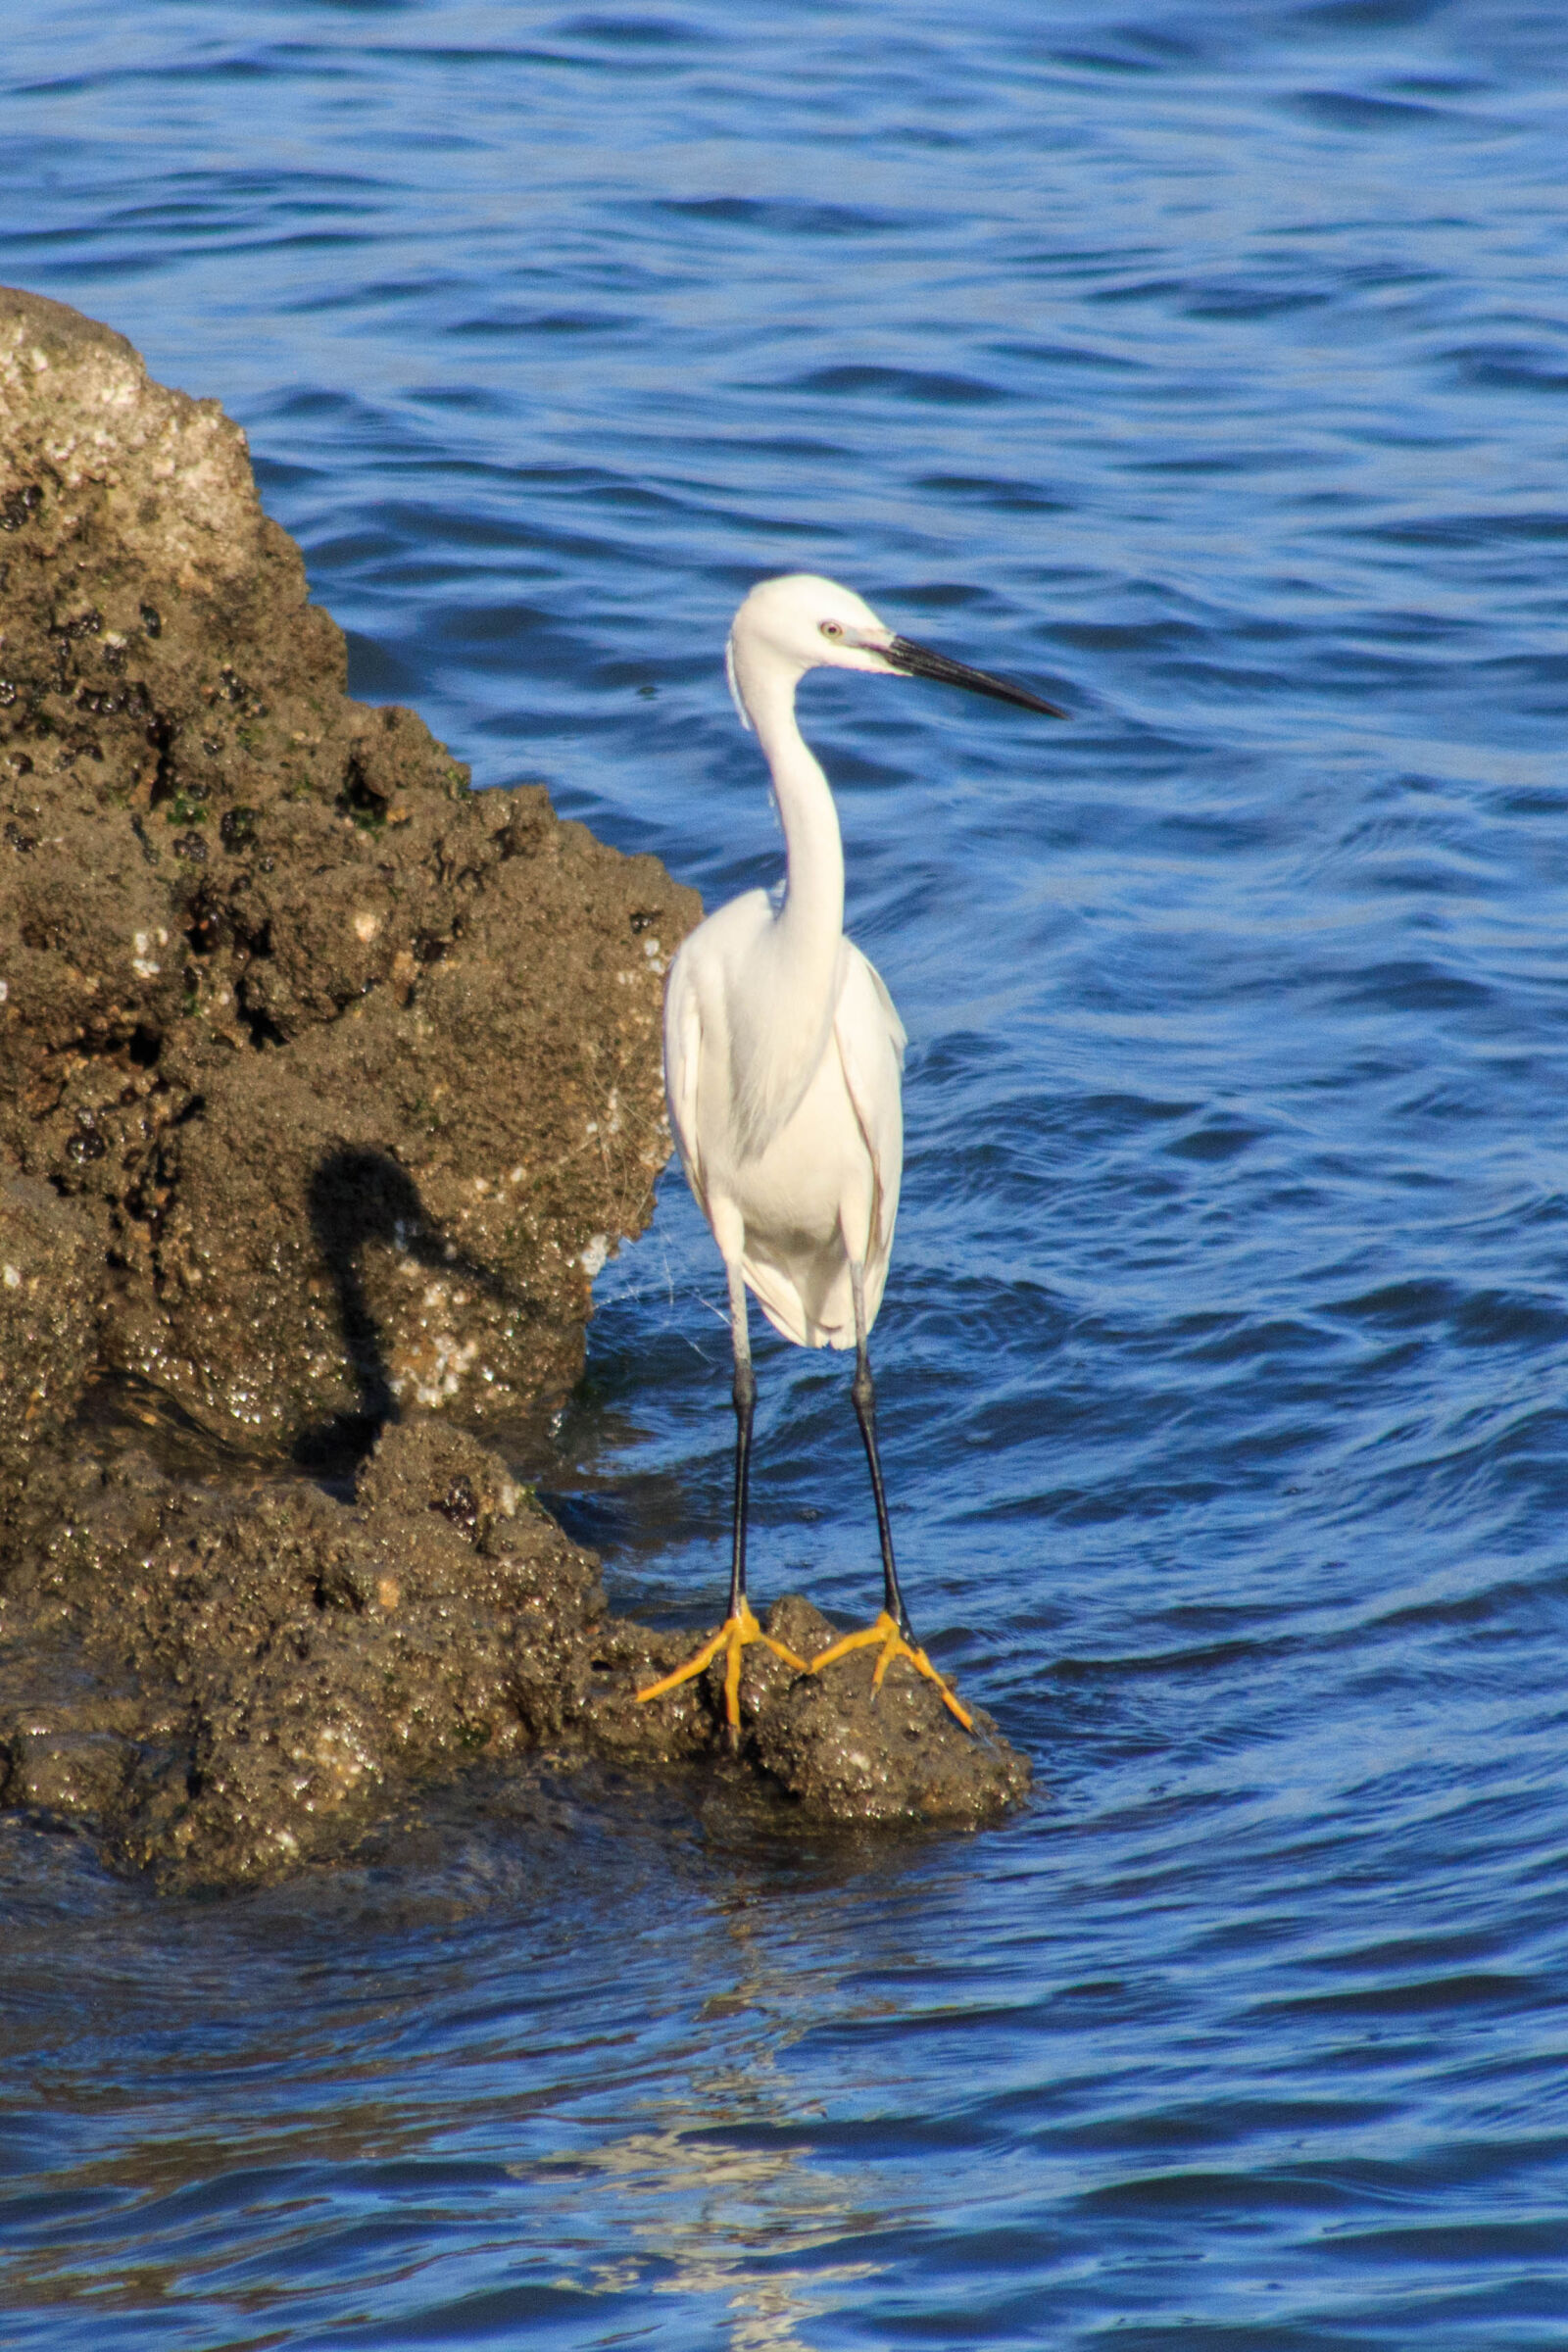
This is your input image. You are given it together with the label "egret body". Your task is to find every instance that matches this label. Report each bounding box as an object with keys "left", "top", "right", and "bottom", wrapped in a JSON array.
[{"left": 637, "top": 574, "right": 1064, "bottom": 1735}]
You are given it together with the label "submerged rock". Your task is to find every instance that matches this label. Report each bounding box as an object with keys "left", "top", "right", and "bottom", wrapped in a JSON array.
[{"left": 0, "top": 287, "right": 1030, "bottom": 1883}]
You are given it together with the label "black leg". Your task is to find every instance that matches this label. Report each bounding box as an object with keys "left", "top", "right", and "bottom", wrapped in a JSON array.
[
  {"left": 728, "top": 1352, "right": 756, "bottom": 1621},
  {"left": 851, "top": 1339, "right": 913, "bottom": 1638},
  {"left": 807, "top": 1262, "right": 973, "bottom": 1736},
  {"left": 725, "top": 1260, "right": 756, "bottom": 1652},
  {"left": 635, "top": 1257, "right": 810, "bottom": 1731},
  {"left": 849, "top": 1264, "right": 912, "bottom": 1639}
]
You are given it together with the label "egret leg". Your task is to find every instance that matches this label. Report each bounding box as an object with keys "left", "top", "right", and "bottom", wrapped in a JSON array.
[
  {"left": 726, "top": 1259, "right": 757, "bottom": 1622},
  {"left": 637, "top": 1258, "right": 808, "bottom": 1740},
  {"left": 808, "top": 1264, "right": 974, "bottom": 1733}
]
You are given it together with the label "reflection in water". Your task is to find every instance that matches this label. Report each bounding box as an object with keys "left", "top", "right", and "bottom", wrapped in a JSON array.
[
  {"left": 524, "top": 1909, "right": 884, "bottom": 2350},
  {"left": 1, "top": 1782, "right": 938, "bottom": 2346},
  {"left": 531, "top": 2120, "right": 879, "bottom": 2351}
]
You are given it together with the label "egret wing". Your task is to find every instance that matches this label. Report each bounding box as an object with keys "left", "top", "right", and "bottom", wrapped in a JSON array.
[
  {"left": 662, "top": 943, "right": 709, "bottom": 1219},
  {"left": 832, "top": 942, "right": 906, "bottom": 1316}
]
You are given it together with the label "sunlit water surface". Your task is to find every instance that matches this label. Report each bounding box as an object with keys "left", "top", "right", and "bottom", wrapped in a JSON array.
[{"left": 5, "top": 3, "right": 1568, "bottom": 2343}]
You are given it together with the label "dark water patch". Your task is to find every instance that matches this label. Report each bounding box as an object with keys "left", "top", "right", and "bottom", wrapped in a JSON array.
[
  {"left": 1162, "top": 1116, "right": 1269, "bottom": 1164},
  {"left": 1176, "top": 1313, "right": 1343, "bottom": 1365},
  {"left": 785, "top": 364, "right": 1011, "bottom": 406},
  {"left": 1287, "top": 87, "right": 1478, "bottom": 132},
  {"left": 657, "top": 196, "right": 922, "bottom": 238},
  {"left": 1128, "top": 445, "right": 1298, "bottom": 473},
  {"left": 1295, "top": 0, "right": 1453, "bottom": 29},
  {"left": 1328, "top": 957, "right": 1495, "bottom": 1013},
  {"left": 1181, "top": 283, "right": 1338, "bottom": 321},
  {"left": 915, "top": 470, "right": 1073, "bottom": 511},
  {"left": 1447, "top": 343, "right": 1568, "bottom": 394},
  {"left": 1345, "top": 509, "right": 1568, "bottom": 547},
  {"left": 447, "top": 304, "right": 634, "bottom": 336},
  {"left": 1254, "top": 1970, "right": 1550, "bottom": 2023},
  {"left": 557, "top": 12, "right": 699, "bottom": 44}
]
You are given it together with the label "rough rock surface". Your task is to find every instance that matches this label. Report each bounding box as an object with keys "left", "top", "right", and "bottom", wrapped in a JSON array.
[
  {"left": 0, "top": 283, "right": 691, "bottom": 1445},
  {"left": 0, "top": 1174, "right": 94, "bottom": 1497},
  {"left": 0, "top": 286, "right": 1030, "bottom": 1884},
  {"left": 0, "top": 1416, "right": 1027, "bottom": 1890}
]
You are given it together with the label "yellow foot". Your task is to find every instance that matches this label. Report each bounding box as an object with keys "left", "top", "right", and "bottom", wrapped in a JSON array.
[
  {"left": 635, "top": 1597, "right": 808, "bottom": 1732},
  {"left": 808, "top": 1609, "right": 975, "bottom": 1734}
]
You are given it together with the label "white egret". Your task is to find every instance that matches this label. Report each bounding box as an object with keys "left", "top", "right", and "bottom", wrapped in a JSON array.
[{"left": 637, "top": 574, "right": 1065, "bottom": 1739}]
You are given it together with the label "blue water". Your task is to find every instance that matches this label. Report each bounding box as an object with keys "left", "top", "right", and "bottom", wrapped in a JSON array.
[{"left": 6, "top": 2, "right": 1568, "bottom": 2341}]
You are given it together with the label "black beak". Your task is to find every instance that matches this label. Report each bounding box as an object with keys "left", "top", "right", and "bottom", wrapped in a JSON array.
[{"left": 881, "top": 635, "right": 1068, "bottom": 717}]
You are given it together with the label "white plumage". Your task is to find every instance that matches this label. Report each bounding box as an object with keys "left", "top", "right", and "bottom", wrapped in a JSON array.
[
  {"left": 639, "top": 572, "right": 1063, "bottom": 1737},
  {"left": 665, "top": 916, "right": 905, "bottom": 1349},
  {"left": 664, "top": 577, "right": 911, "bottom": 1353}
]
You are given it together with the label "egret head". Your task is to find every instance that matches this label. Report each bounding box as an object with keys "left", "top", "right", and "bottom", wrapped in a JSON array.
[{"left": 725, "top": 571, "right": 1066, "bottom": 730}]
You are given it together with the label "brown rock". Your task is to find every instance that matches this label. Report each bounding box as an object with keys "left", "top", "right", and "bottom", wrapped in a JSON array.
[
  {"left": 0, "top": 1175, "right": 95, "bottom": 1498},
  {"left": 747, "top": 1597, "right": 1032, "bottom": 1827},
  {"left": 0, "top": 283, "right": 697, "bottom": 1446},
  {"left": 0, "top": 1725, "right": 132, "bottom": 1819},
  {"left": 1, "top": 1404, "right": 1028, "bottom": 1884}
]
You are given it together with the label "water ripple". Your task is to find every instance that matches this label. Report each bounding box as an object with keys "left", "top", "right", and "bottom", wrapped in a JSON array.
[{"left": 5, "top": 0, "right": 1568, "bottom": 2343}]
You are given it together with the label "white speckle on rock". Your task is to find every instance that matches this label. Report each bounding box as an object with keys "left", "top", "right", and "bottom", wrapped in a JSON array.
[
  {"left": 353, "top": 908, "right": 380, "bottom": 943},
  {"left": 579, "top": 1233, "right": 610, "bottom": 1278},
  {"left": 3, "top": 1264, "right": 20, "bottom": 1290}
]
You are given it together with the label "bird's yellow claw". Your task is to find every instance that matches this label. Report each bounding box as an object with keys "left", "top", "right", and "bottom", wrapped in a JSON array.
[
  {"left": 635, "top": 1596, "right": 808, "bottom": 1732},
  {"left": 808, "top": 1608, "right": 974, "bottom": 1733}
]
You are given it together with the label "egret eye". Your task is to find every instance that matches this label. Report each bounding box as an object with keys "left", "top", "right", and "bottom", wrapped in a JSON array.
[{"left": 818, "top": 619, "right": 844, "bottom": 641}]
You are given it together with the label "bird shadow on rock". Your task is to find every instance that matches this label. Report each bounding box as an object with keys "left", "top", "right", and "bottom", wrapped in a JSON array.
[{"left": 294, "top": 1146, "right": 509, "bottom": 1481}]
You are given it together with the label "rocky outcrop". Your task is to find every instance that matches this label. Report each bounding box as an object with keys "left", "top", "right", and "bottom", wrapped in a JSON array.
[
  {"left": 0, "top": 285, "right": 688, "bottom": 1445},
  {"left": 0, "top": 1415, "right": 1027, "bottom": 1891},
  {"left": 0, "top": 288, "right": 1029, "bottom": 1885}
]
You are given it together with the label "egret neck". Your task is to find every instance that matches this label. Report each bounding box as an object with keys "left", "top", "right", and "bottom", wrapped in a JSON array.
[{"left": 734, "top": 658, "right": 845, "bottom": 1151}]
